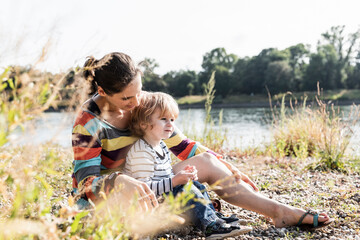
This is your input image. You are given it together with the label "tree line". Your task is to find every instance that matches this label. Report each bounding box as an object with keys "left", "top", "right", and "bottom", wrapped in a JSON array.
[{"left": 141, "top": 26, "right": 360, "bottom": 97}]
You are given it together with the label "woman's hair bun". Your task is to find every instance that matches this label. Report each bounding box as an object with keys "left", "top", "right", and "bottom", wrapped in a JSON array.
[
  {"left": 82, "top": 52, "right": 141, "bottom": 96},
  {"left": 83, "top": 56, "right": 98, "bottom": 82}
]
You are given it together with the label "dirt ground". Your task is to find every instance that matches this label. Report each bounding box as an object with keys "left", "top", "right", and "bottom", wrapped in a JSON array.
[{"left": 158, "top": 156, "right": 360, "bottom": 239}]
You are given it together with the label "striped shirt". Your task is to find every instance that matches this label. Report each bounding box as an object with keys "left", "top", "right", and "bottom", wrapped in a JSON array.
[
  {"left": 123, "top": 139, "right": 173, "bottom": 197},
  {"left": 72, "top": 96, "right": 221, "bottom": 203}
]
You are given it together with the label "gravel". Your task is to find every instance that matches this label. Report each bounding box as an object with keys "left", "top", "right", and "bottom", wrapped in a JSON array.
[{"left": 156, "top": 156, "right": 360, "bottom": 239}]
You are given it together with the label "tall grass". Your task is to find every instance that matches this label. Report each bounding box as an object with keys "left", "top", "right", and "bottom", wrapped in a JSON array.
[
  {"left": 0, "top": 65, "right": 74, "bottom": 146},
  {"left": 181, "top": 71, "right": 227, "bottom": 153},
  {"left": 270, "top": 86, "right": 360, "bottom": 171},
  {"left": 0, "top": 63, "right": 197, "bottom": 239},
  {"left": 0, "top": 143, "right": 193, "bottom": 239}
]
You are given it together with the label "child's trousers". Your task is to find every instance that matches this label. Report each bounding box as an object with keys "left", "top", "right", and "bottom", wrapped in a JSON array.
[{"left": 171, "top": 181, "right": 219, "bottom": 231}]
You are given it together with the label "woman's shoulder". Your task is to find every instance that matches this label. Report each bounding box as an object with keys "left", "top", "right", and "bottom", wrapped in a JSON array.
[{"left": 82, "top": 97, "right": 101, "bottom": 116}]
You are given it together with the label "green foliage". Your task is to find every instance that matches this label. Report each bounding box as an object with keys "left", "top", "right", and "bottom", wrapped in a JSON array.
[
  {"left": 163, "top": 70, "right": 199, "bottom": 96},
  {"left": 146, "top": 25, "right": 360, "bottom": 99},
  {"left": 199, "top": 48, "right": 237, "bottom": 97},
  {"left": 140, "top": 58, "right": 167, "bottom": 92}
]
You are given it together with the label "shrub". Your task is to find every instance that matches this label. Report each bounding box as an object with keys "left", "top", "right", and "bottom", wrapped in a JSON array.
[{"left": 271, "top": 87, "right": 359, "bottom": 171}]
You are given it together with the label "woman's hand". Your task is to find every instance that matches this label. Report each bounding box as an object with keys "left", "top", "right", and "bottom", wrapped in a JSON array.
[
  {"left": 237, "top": 171, "right": 259, "bottom": 192},
  {"left": 172, "top": 165, "right": 198, "bottom": 187},
  {"left": 220, "top": 159, "right": 259, "bottom": 192},
  {"left": 114, "top": 174, "right": 158, "bottom": 211}
]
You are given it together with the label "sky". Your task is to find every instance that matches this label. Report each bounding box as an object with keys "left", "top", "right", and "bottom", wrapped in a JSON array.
[{"left": 1, "top": 0, "right": 359, "bottom": 75}]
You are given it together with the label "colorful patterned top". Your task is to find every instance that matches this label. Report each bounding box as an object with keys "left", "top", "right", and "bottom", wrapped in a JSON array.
[{"left": 71, "top": 97, "right": 221, "bottom": 204}]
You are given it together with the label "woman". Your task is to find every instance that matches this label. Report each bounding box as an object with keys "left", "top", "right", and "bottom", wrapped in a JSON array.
[{"left": 71, "top": 52, "right": 332, "bottom": 229}]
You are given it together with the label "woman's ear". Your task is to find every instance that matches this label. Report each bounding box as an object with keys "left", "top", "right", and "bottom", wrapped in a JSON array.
[{"left": 97, "top": 86, "right": 106, "bottom": 96}]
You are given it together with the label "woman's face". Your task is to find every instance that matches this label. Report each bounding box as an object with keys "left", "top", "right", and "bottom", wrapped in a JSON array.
[{"left": 102, "top": 72, "right": 143, "bottom": 112}]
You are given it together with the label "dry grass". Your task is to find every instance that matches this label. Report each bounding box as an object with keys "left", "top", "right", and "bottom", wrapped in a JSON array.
[{"left": 270, "top": 90, "right": 360, "bottom": 171}]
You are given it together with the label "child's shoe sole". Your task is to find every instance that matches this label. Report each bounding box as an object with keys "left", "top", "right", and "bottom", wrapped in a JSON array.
[{"left": 205, "top": 226, "right": 252, "bottom": 239}]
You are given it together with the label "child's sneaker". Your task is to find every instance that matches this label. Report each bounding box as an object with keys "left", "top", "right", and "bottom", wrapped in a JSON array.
[
  {"left": 215, "top": 211, "right": 254, "bottom": 227},
  {"left": 215, "top": 212, "right": 239, "bottom": 226},
  {"left": 205, "top": 221, "right": 252, "bottom": 239}
]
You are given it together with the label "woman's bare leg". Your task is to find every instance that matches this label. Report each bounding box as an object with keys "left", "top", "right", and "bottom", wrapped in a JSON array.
[{"left": 172, "top": 153, "right": 331, "bottom": 227}]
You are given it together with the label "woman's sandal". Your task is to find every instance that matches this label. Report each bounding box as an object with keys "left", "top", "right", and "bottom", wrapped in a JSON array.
[{"left": 296, "top": 210, "right": 334, "bottom": 231}]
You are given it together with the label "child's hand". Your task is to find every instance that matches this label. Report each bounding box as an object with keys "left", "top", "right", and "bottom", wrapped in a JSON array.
[
  {"left": 184, "top": 165, "right": 198, "bottom": 180},
  {"left": 172, "top": 165, "right": 198, "bottom": 187}
]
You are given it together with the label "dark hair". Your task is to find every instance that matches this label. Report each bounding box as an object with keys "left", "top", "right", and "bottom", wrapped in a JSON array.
[{"left": 83, "top": 52, "right": 141, "bottom": 95}]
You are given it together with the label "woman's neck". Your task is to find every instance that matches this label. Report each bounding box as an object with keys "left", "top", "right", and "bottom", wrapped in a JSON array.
[{"left": 93, "top": 94, "right": 122, "bottom": 113}]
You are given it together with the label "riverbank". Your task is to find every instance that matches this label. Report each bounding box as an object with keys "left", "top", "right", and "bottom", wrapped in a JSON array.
[
  {"left": 176, "top": 89, "right": 360, "bottom": 109},
  {"left": 179, "top": 99, "right": 360, "bottom": 109},
  {"left": 47, "top": 94, "right": 360, "bottom": 112},
  {"left": 42, "top": 89, "right": 360, "bottom": 112}
]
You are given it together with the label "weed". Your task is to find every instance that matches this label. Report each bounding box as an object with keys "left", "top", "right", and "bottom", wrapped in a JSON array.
[
  {"left": 270, "top": 84, "right": 360, "bottom": 172},
  {"left": 181, "top": 71, "right": 227, "bottom": 152}
]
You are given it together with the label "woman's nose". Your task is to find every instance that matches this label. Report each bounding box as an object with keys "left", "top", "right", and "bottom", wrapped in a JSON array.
[{"left": 133, "top": 94, "right": 140, "bottom": 107}]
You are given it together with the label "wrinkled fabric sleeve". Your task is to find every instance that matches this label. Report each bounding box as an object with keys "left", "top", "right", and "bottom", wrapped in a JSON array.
[
  {"left": 163, "top": 126, "right": 222, "bottom": 160},
  {"left": 72, "top": 111, "right": 110, "bottom": 202}
]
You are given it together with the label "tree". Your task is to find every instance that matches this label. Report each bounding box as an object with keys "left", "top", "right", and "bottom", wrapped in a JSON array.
[
  {"left": 163, "top": 70, "right": 198, "bottom": 97},
  {"left": 140, "top": 58, "right": 167, "bottom": 92},
  {"left": 303, "top": 45, "right": 338, "bottom": 90},
  {"left": 231, "top": 57, "right": 250, "bottom": 94},
  {"left": 320, "top": 25, "right": 360, "bottom": 88},
  {"left": 346, "top": 51, "right": 360, "bottom": 89},
  {"left": 265, "top": 61, "right": 293, "bottom": 93},
  {"left": 199, "top": 48, "right": 237, "bottom": 97},
  {"left": 285, "top": 43, "right": 310, "bottom": 91},
  {"left": 201, "top": 47, "right": 237, "bottom": 72},
  {"left": 232, "top": 48, "right": 289, "bottom": 94}
]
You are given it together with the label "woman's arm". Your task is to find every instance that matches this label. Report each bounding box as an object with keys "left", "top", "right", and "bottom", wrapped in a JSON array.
[
  {"left": 163, "top": 126, "right": 222, "bottom": 160},
  {"left": 72, "top": 111, "right": 113, "bottom": 202},
  {"left": 218, "top": 158, "right": 259, "bottom": 191}
]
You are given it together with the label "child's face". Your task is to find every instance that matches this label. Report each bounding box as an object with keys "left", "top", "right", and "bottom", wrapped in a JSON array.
[{"left": 144, "top": 108, "right": 175, "bottom": 141}]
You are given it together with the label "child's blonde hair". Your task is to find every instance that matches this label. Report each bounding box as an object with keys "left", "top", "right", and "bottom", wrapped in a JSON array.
[{"left": 130, "top": 91, "right": 179, "bottom": 136}]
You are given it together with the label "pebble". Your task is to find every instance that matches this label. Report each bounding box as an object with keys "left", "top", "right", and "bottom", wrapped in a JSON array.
[
  {"left": 153, "top": 161, "right": 360, "bottom": 240},
  {"left": 278, "top": 230, "right": 285, "bottom": 238}
]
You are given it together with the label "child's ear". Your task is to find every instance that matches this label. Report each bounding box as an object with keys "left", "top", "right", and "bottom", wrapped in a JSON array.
[{"left": 140, "top": 122, "right": 148, "bottom": 131}]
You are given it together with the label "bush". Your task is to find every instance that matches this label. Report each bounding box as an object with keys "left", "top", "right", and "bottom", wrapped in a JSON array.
[{"left": 271, "top": 89, "right": 359, "bottom": 171}]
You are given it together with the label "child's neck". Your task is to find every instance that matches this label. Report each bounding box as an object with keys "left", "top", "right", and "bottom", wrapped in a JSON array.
[{"left": 142, "top": 134, "right": 161, "bottom": 149}]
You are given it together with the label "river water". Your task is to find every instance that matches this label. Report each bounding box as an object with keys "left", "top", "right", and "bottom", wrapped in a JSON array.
[{"left": 8, "top": 106, "right": 360, "bottom": 155}]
